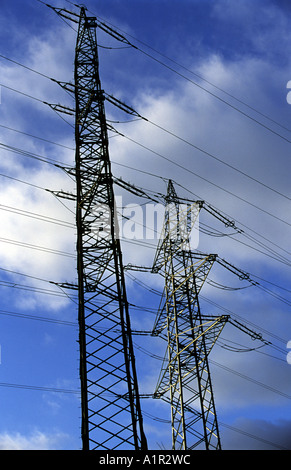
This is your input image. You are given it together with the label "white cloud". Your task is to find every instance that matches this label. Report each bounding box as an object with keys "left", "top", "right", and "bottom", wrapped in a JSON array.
[
  {"left": 0, "top": 161, "right": 76, "bottom": 311},
  {"left": 0, "top": 430, "right": 68, "bottom": 450},
  {"left": 0, "top": 20, "right": 76, "bottom": 313}
]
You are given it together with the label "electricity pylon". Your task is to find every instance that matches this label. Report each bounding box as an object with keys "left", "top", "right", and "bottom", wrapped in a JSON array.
[
  {"left": 152, "top": 180, "right": 228, "bottom": 450},
  {"left": 50, "top": 6, "right": 147, "bottom": 450},
  {"left": 74, "top": 7, "right": 148, "bottom": 451}
]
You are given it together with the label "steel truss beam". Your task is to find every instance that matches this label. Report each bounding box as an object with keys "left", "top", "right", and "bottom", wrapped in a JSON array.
[
  {"left": 72, "top": 8, "right": 147, "bottom": 450},
  {"left": 152, "top": 180, "right": 228, "bottom": 450}
]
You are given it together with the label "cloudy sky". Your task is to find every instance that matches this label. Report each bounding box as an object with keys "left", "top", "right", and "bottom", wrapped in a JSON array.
[{"left": 0, "top": 0, "right": 290, "bottom": 450}]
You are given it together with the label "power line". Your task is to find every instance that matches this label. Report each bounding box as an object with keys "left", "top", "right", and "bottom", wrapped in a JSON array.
[
  {"left": 0, "top": 53, "right": 54, "bottom": 81},
  {"left": 211, "top": 231, "right": 290, "bottom": 267},
  {"left": 0, "top": 265, "right": 74, "bottom": 289},
  {"left": 44, "top": 2, "right": 291, "bottom": 145},
  {"left": 0, "top": 381, "right": 80, "bottom": 395},
  {"left": 107, "top": 100, "right": 291, "bottom": 204},
  {"left": 113, "top": 131, "right": 291, "bottom": 228},
  {"left": 114, "top": 172, "right": 291, "bottom": 267},
  {"left": 2, "top": 87, "right": 288, "bottom": 272},
  {"left": 172, "top": 180, "right": 291, "bottom": 258},
  {"left": 123, "top": 237, "right": 291, "bottom": 308},
  {"left": 0, "top": 141, "right": 66, "bottom": 167},
  {"left": 89, "top": 10, "right": 291, "bottom": 137},
  {"left": 143, "top": 117, "right": 291, "bottom": 202},
  {"left": 125, "top": 269, "right": 290, "bottom": 346},
  {"left": 1, "top": 52, "right": 290, "bottom": 204},
  {"left": 89, "top": 13, "right": 291, "bottom": 145},
  {"left": 0, "top": 171, "right": 75, "bottom": 213},
  {"left": 0, "top": 172, "right": 52, "bottom": 193},
  {"left": 0, "top": 123, "right": 74, "bottom": 150},
  {"left": 0, "top": 274, "right": 78, "bottom": 305},
  {"left": 251, "top": 274, "right": 291, "bottom": 294},
  {"left": 0, "top": 236, "right": 75, "bottom": 259},
  {"left": 2, "top": 57, "right": 290, "bottom": 233},
  {"left": 199, "top": 295, "right": 288, "bottom": 345},
  {"left": 132, "top": 51, "right": 291, "bottom": 145},
  {"left": 0, "top": 82, "right": 74, "bottom": 126},
  {"left": 133, "top": 336, "right": 289, "bottom": 449},
  {"left": 136, "top": 339, "right": 289, "bottom": 419},
  {"left": 1, "top": 286, "right": 286, "bottom": 414},
  {"left": 1, "top": 18, "right": 289, "bottom": 232},
  {"left": 0, "top": 308, "right": 76, "bottom": 326},
  {"left": 2, "top": 305, "right": 284, "bottom": 451},
  {"left": 219, "top": 421, "right": 289, "bottom": 450},
  {"left": 0, "top": 279, "right": 73, "bottom": 298},
  {"left": 113, "top": 159, "right": 291, "bottom": 261},
  {"left": 0, "top": 82, "right": 47, "bottom": 104},
  {"left": 210, "top": 359, "right": 291, "bottom": 400},
  {"left": 0, "top": 203, "right": 74, "bottom": 228}
]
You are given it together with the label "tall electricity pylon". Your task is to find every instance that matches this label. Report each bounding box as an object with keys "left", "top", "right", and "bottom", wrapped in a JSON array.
[
  {"left": 56, "top": 7, "right": 148, "bottom": 451},
  {"left": 152, "top": 180, "right": 228, "bottom": 450}
]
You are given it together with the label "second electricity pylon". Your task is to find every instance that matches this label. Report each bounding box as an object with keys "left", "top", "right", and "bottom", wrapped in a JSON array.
[
  {"left": 152, "top": 180, "right": 228, "bottom": 450},
  {"left": 67, "top": 7, "right": 147, "bottom": 450}
]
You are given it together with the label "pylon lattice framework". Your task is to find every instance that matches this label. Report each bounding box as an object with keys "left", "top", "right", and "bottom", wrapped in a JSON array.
[
  {"left": 152, "top": 180, "right": 228, "bottom": 450},
  {"left": 48, "top": 5, "right": 257, "bottom": 451},
  {"left": 72, "top": 8, "right": 147, "bottom": 451}
]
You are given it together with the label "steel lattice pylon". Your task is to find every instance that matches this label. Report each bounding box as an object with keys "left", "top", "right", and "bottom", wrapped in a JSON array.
[
  {"left": 152, "top": 180, "right": 228, "bottom": 450},
  {"left": 73, "top": 8, "right": 147, "bottom": 450}
]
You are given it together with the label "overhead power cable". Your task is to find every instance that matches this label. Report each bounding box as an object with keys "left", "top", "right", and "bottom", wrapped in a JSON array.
[
  {"left": 112, "top": 159, "right": 291, "bottom": 261},
  {"left": 0, "top": 381, "right": 80, "bottom": 395},
  {"left": 87, "top": 10, "right": 291, "bottom": 137},
  {"left": 0, "top": 308, "right": 76, "bottom": 326},
  {"left": 210, "top": 359, "right": 291, "bottom": 400},
  {"left": 36, "top": 2, "right": 291, "bottom": 142},
  {"left": 132, "top": 51, "right": 291, "bottom": 145},
  {"left": 87, "top": 14, "right": 291, "bottom": 144},
  {"left": 0, "top": 53, "right": 52, "bottom": 80},
  {"left": 0, "top": 81, "right": 74, "bottom": 125},
  {"left": 135, "top": 338, "right": 290, "bottom": 411},
  {"left": 113, "top": 130, "right": 291, "bottom": 228},
  {"left": 0, "top": 265, "right": 77, "bottom": 303},
  {"left": 0, "top": 203, "right": 74, "bottom": 229},
  {"left": 0, "top": 123, "right": 74, "bottom": 150},
  {"left": 0, "top": 278, "right": 72, "bottom": 298},
  {"left": 1, "top": 53, "right": 289, "bottom": 204},
  {"left": 222, "top": 232, "right": 291, "bottom": 267},
  {"left": 114, "top": 175, "right": 291, "bottom": 266},
  {"left": 199, "top": 294, "right": 288, "bottom": 345},
  {"left": 3, "top": 87, "right": 290, "bottom": 235},
  {"left": 0, "top": 171, "right": 75, "bottom": 206},
  {"left": 1, "top": 53, "right": 290, "bottom": 219},
  {"left": 126, "top": 269, "right": 289, "bottom": 346},
  {"left": 171, "top": 179, "right": 291, "bottom": 258},
  {"left": 0, "top": 236, "right": 75, "bottom": 259},
  {"left": 0, "top": 141, "right": 66, "bottom": 167},
  {"left": 123, "top": 236, "right": 291, "bottom": 306},
  {"left": 219, "top": 422, "right": 289, "bottom": 450},
  {"left": 7, "top": 136, "right": 287, "bottom": 267},
  {"left": 106, "top": 93, "right": 291, "bottom": 203}
]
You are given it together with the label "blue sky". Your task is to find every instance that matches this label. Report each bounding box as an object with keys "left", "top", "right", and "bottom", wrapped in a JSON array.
[{"left": 0, "top": 0, "right": 290, "bottom": 450}]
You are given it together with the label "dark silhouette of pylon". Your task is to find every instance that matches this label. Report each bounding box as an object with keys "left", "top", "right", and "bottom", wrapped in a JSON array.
[{"left": 72, "top": 7, "right": 147, "bottom": 450}]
